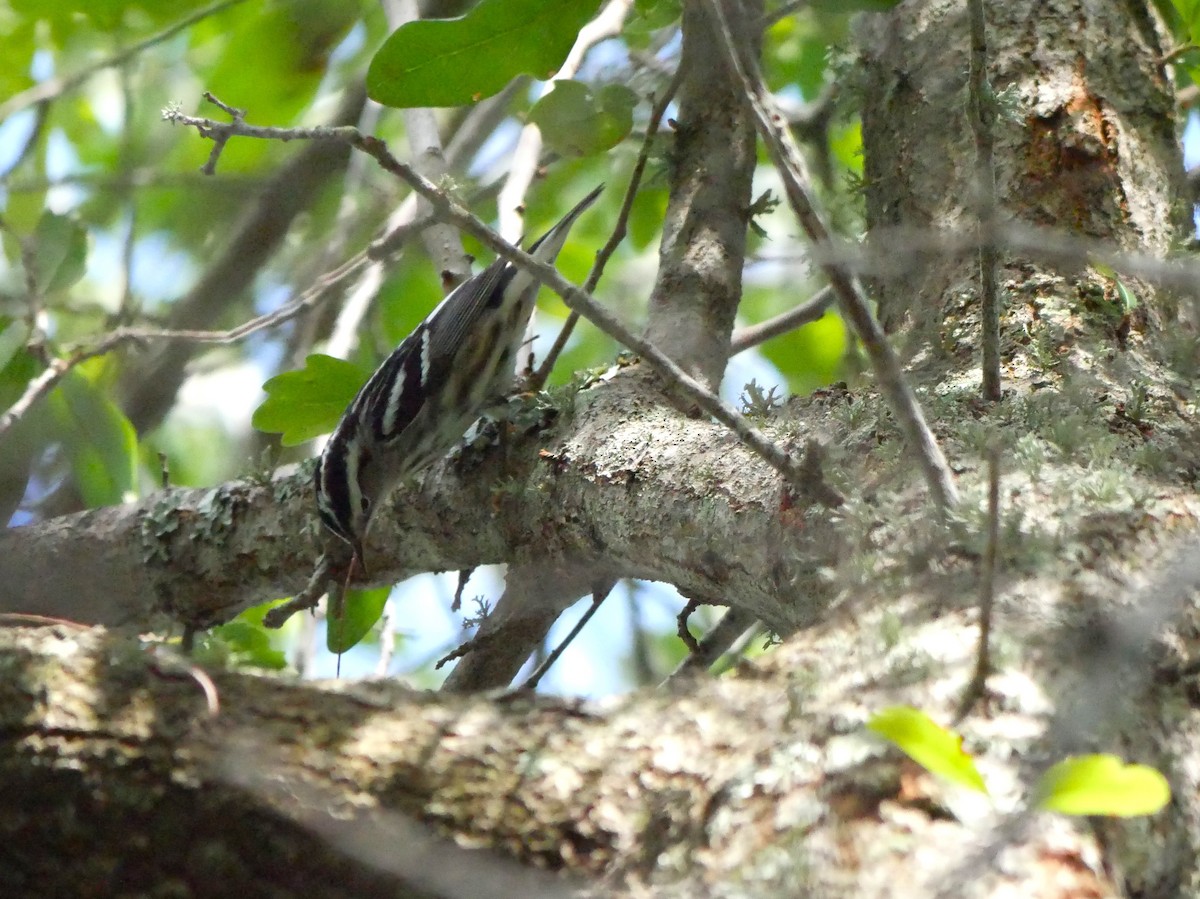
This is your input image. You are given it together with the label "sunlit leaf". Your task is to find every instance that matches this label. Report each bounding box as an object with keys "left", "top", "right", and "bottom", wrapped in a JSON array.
[
  {"left": 1036, "top": 754, "right": 1170, "bottom": 817},
  {"left": 867, "top": 706, "right": 989, "bottom": 793},
  {"left": 367, "top": 0, "right": 603, "bottom": 108},
  {"left": 252, "top": 354, "right": 367, "bottom": 446}
]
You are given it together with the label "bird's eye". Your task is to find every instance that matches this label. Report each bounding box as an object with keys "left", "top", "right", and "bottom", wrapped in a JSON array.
[{"left": 360, "top": 494, "right": 371, "bottom": 513}]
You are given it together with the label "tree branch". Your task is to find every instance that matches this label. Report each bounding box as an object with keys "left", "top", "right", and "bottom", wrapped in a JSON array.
[{"left": 702, "top": 0, "right": 959, "bottom": 512}]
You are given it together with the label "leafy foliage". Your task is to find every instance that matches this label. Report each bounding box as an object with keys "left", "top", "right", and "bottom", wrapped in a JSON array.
[
  {"left": 253, "top": 354, "right": 367, "bottom": 446},
  {"left": 1036, "top": 754, "right": 1171, "bottom": 817},
  {"left": 871, "top": 707, "right": 1171, "bottom": 818},
  {"left": 327, "top": 587, "right": 391, "bottom": 654},
  {"left": 367, "top": 0, "right": 603, "bottom": 108},
  {"left": 528, "top": 81, "right": 638, "bottom": 156},
  {"left": 867, "top": 706, "right": 988, "bottom": 793}
]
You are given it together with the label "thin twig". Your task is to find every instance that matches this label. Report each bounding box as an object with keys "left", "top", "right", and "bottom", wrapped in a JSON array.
[
  {"left": 116, "top": 63, "right": 140, "bottom": 320},
  {"left": 676, "top": 597, "right": 704, "bottom": 653},
  {"left": 263, "top": 555, "right": 336, "bottom": 628},
  {"left": 761, "top": 0, "right": 809, "bottom": 27},
  {"left": 146, "top": 645, "right": 221, "bottom": 716},
  {"left": 667, "top": 606, "right": 760, "bottom": 681},
  {"left": 499, "top": 0, "right": 634, "bottom": 240},
  {"left": 728, "top": 284, "right": 835, "bottom": 354},
  {"left": 703, "top": 0, "right": 959, "bottom": 512},
  {"left": 0, "top": 211, "right": 437, "bottom": 444},
  {"left": 0, "top": 357, "right": 80, "bottom": 443},
  {"left": 0, "top": 612, "right": 89, "bottom": 629},
  {"left": 451, "top": 568, "right": 475, "bottom": 613},
  {"left": 955, "top": 445, "right": 999, "bottom": 723},
  {"left": 531, "top": 65, "right": 684, "bottom": 389},
  {"left": 0, "top": 100, "right": 50, "bottom": 181},
  {"left": 521, "top": 584, "right": 613, "bottom": 690},
  {"left": 967, "top": 0, "right": 1001, "bottom": 402},
  {"left": 375, "top": 599, "right": 397, "bottom": 677},
  {"left": 802, "top": 218, "right": 1200, "bottom": 303}
]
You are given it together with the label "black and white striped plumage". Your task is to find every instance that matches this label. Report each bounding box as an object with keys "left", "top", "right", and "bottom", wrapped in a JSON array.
[{"left": 315, "top": 186, "right": 602, "bottom": 567}]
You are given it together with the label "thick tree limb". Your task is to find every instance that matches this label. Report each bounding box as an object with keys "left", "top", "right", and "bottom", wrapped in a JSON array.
[{"left": 0, "top": 376, "right": 845, "bottom": 633}]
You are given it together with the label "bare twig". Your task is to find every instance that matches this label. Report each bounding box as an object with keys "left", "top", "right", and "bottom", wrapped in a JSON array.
[
  {"left": 263, "top": 555, "right": 337, "bottom": 628},
  {"left": 146, "top": 645, "right": 221, "bottom": 716},
  {"left": 967, "top": 0, "right": 1001, "bottom": 402},
  {"left": 761, "top": 0, "right": 809, "bottom": 27},
  {"left": 0, "top": 612, "right": 89, "bottom": 629},
  {"left": 531, "top": 65, "right": 685, "bottom": 389},
  {"left": 0, "top": 210, "right": 440, "bottom": 444},
  {"left": 375, "top": 599, "right": 397, "bottom": 677},
  {"left": 0, "top": 100, "right": 50, "bottom": 181},
  {"left": 501, "top": 0, "right": 634, "bottom": 376},
  {"left": 703, "top": 0, "right": 959, "bottom": 512},
  {"left": 117, "top": 64, "right": 140, "bottom": 320},
  {"left": 0, "top": 355, "right": 91, "bottom": 443},
  {"left": 728, "top": 284, "right": 835, "bottom": 354},
  {"left": 804, "top": 219, "right": 1200, "bottom": 300},
  {"left": 521, "top": 583, "right": 613, "bottom": 690},
  {"left": 667, "top": 606, "right": 760, "bottom": 681},
  {"left": 955, "top": 445, "right": 999, "bottom": 723},
  {"left": 676, "top": 597, "right": 704, "bottom": 653}
]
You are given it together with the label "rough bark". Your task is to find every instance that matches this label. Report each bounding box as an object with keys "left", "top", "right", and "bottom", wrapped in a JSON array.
[{"left": 644, "top": 0, "right": 760, "bottom": 389}]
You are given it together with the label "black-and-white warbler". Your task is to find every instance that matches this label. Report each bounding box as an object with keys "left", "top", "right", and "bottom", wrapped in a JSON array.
[{"left": 315, "top": 185, "right": 603, "bottom": 568}]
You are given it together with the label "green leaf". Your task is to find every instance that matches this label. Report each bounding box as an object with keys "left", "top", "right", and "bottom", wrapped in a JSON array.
[
  {"left": 528, "top": 80, "right": 637, "bottom": 156},
  {"left": 625, "top": 0, "right": 681, "bottom": 47},
  {"left": 327, "top": 587, "right": 390, "bottom": 653},
  {"left": 634, "top": 0, "right": 681, "bottom": 27},
  {"left": 367, "top": 0, "right": 604, "bottom": 108},
  {"left": 1170, "top": 0, "right": 1200, "bottom": 44},
  {"left": 1036, "top": 754, "right": 1170, "bottom": 817},
  {"left": 252, "top": 354, "right": 367, "bottom": 446},
  {"left": 32, "top": 211, "right": 87, "bottom": 295},
  {"left": 867, "top": 706, "right": 989, "bottom": 794},
  {"left": 207, "top": 620, "right": 288, "bottom": 671},
  {"left": 46, "top": 369, "right": 138, "bottom": 507}
]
